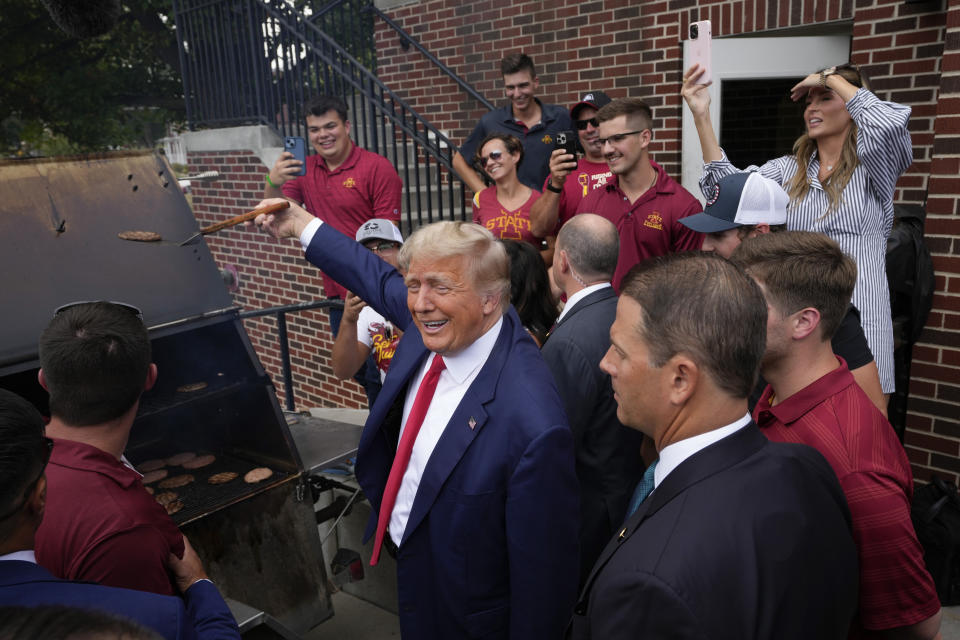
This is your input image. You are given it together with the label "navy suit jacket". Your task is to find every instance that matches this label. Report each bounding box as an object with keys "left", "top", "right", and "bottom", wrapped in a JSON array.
[
  {"left": 0, "top": 560, "right": 240, "bottom": 640},
  {"left": 306, "top": 223, "right": 580, "bottom": 639},
  {"left": 568, "top": 423, "right": 859, "bottom": 640},
  {"left": 540, "top": 286, "right": 645, "bottom": 585}
]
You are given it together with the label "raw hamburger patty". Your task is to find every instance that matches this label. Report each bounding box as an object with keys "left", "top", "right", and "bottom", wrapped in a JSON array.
[
  {"left": 141, "top": 469, "right": 168, "bottom": 484},
  {"left": 154, "top": 491, "right": 178, "bottom": 506},
  {"left": 138, "top": 459, "right": 166, "bottom": 473},
  {"left": 182, "top": 454, "right": 216, "bottom": 469},
  {"left": 166, "top": 452, "right": 197, "bottom": 466},
  {"left": 176, "top": 382, "right": 207, "bottom": 393},
  {"left": 243, "top": 467, "right": 274, "bottom": 484},
  {"left": 158, "top": 474, "right": 194, "bottom": 489},
  {"left": 207, "top": 471, "right": 238, "bottom": 485},
  {"left": 118, "top": 230, "right": 161, "bottom": 242},
  {"left": 165, "top": 500, "right": 184, "bottom": 515}
]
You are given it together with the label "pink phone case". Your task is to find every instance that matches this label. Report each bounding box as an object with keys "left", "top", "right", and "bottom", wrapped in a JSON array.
[{"left": 689, "top": 20, "right": 713, "bottom": 85}]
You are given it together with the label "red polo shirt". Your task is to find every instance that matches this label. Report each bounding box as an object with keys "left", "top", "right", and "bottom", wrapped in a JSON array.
[
  {"left": 542, "top": 157, "right": 612, "bottom": 228},
  {"left": 472, "top": 186, "right": 544, "bottom": 247},
  {"left": 283, "top": 143, "right": 402, "bottom": 299},
  {"left": 754, "top": 360, "right": 940, "bottom": 635},
  {"left": 35, "top": 438, "right": 184, "bottom": 596},
  {"left": 575, "top": 160, "right": 702, "bottom": 291}
]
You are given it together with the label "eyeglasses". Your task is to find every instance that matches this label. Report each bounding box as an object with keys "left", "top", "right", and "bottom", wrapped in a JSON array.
[
  {"left": 0, "top": 437, "right": 54, "bottom": 522},
  {"left": 53, "top": 300, "right": 143, "bottom": 322},
  {"left": 575, "top": 118, "right": 599, "bottom": 130},
  {"left": 597, "top": 130, "right": 646, "bottom": 146},
  {"left": 478, "top": 150, "right": 504, "bottom": 167},
  {"left": 363, "top": 241, "right": 400, "bottom": 254}
]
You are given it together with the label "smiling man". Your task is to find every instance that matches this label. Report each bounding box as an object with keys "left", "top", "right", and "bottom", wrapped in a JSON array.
[
  {"left": 452, "top": 54, "right": 572, "bottom": 193},
  {"left": 575, "top": 98, "right": 702, "bottom": 291},
  {"left": 253, "top": 199, "right": 579, "bottom": 640}
]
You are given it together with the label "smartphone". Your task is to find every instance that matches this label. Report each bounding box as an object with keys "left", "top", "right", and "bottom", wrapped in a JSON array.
[
  {"left": 284, "top": 136, "right": 307, "bottom": 176},
  {"left": 688, "top": 20, "right": 713, "bottom": 85},
  {"left": 554, "top": 130, "right": 580, "bottom": 158}
]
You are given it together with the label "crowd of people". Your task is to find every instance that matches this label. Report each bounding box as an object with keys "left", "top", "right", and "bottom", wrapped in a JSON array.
[{"left": 0, "top": 49, "right": 942, "bottom": 640}]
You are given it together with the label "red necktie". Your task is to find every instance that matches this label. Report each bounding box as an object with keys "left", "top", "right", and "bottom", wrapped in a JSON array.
[{"left": 370, "top": 354, "right": 446, "bottom": 566}]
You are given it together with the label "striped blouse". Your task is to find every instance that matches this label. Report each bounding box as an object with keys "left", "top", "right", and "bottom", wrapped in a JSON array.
[{"left": 701, "top": 89, "right": 912, "bottom": 393}]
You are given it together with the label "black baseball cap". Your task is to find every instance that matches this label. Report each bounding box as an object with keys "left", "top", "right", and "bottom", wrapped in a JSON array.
[{"left": 571, "top": 91, "right": 612, "bottom": 119}]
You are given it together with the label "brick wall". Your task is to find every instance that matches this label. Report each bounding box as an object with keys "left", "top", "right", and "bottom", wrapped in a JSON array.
[{"left": 186, "top": 150, "right": 368, "bottom": 411}]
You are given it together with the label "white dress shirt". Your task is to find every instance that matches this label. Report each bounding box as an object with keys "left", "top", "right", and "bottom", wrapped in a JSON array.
[
  {"left": 0, "top": 550, "right": 36, "bottom": 563},
  {"left": 554, "top": 282, "right": 611, "bottom": 325},
  {"left": 390, "top": 317, "right": 503, "bottom": 543},
  {"left": 654, "top": 413, "right": 752, "bottom": 492}
]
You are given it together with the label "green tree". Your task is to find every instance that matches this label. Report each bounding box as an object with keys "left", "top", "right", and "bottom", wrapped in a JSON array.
[{"left": 0, "top": 0, "right": 183, "bottom": 154}]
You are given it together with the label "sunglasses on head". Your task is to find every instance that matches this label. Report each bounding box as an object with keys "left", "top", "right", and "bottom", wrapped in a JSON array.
[
  {"left": 575, "top": 118, "right": 599, "bottom": 130},
  {"left": 53, "top": 301, "right": 143, "bottom": 322},
  {"left": 479, "top": 150, "right": 504, "bottom": 167}
]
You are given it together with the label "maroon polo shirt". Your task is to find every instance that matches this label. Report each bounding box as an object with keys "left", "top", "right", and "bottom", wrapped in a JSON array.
[
  {"left": 541, "top": 157, "right": 612, "bottom": 228},
  {"left": 754, "top": 359, "right": 940, "bottom": 635},
  {"left": 575, "top": 160, "right": 703, "bottom": 291},
  {"left": 472, "top": 186, "right": 544, "bottom": 247},
  {"left": 283, "top": 143, "right": 402, "bottom": 299},
  {"left": 35, "top": 438, "right": 184, "bottom": 596}
]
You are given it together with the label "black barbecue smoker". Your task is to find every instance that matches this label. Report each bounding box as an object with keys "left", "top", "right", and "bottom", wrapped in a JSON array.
[{"left": 0, "top": 151, "right": 333, "bottom": 634}]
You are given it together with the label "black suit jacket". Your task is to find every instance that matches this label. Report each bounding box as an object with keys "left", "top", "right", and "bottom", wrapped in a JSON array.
[
  {"left": 541, "top": 286, "right": 645, "bottom": 584},
  {"left": 568, "top": 423, "right": 859, "bottom": 640}
]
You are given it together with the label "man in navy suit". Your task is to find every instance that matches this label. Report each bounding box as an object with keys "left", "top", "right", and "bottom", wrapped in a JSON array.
[
  {"left": 255, "top": 200, "right": 579, "bottom": 639},
  {"left": 568, "top": 252, "right": 859, "bottom": 639},
  {"left": 0, "top": 389, "right": 239, "bottom": 640},
  {"left": 542, "top": 213, "right": 644, "bottom": 585}
]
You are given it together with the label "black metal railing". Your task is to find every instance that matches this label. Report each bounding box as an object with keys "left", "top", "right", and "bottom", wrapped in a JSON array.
[
  {"left": 240, "top": 298, "right": 343, "bottom": 411},
  {"left": 171, "top": 0, "right": 471, "bottom": 229}
]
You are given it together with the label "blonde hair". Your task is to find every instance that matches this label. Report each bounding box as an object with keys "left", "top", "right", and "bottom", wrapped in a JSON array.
[
  {"left": 785, "top": 65, "right": 868, "bottom": 215},
  {"left": 398, "top": 221, "right": 511, "bottom": 311}
]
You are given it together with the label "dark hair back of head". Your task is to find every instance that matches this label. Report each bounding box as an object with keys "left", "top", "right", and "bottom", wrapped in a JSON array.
[
  {"left": 0, "top": 605, "right": 163, "bottom": 640},
  {"left": 595, "top": 97, "right": 653, "bottom": 131},
  {"left": 556, "top": 214, "right": 619, "bottom": 281},
  {"left": 620, "top": 252, "right": 766, "bottom": 398},
  {"left": 731, "top": 231, "right": 856, "bottom": 340},
  {"left": 0, "top": 389, "right": 47, "bottom": 522},
  {"left": 39, "top": 302, "right": 151, "bottom": 426},
  {"left": 305, "top": 95, "right": 349, "bottom": 122},
  {"left": 500, "top": 53, "right": 536, "bottom": 77},
  {"left": 502, "top": 240, "right": 557, "bottom": 345}
]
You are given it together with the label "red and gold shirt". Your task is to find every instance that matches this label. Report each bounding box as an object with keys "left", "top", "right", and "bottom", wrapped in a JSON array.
[{"left": 472, "top": 187, "right": 544, "bottom": 247}]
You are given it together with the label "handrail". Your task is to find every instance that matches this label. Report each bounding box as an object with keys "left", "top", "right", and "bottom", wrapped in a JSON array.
[{"left": 363, "top": 3, "right": 496, "bottom": 112}]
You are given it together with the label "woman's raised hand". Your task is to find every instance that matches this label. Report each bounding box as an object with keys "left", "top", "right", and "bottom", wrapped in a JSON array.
[{"left": 682, "top": 64, "right": 712, "bottom": 116}]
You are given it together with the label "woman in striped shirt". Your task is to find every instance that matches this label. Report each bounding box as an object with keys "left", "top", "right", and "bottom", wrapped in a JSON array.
[{"left": 682, "top": 63, "right": 912, "bottom": 401}]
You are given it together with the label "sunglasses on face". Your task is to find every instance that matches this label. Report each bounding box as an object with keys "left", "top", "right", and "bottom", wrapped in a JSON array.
[
  {"left": 597, "top": 130, "right": 646, "bottom": 146},
  {"left": 363, "top": 241, "right": 399, "bottom": 253},
  {"left": 0, "top": 437, "right": 54, "bottom": 522},
  {"left": 479, "top": 150, "right": 504, "bottom": 167},
  {"left": 575, "top": 118, "right": 599, "bottom": 130},
  {"left": 53, "top": 300, "right": 144, "bottom": 322}
]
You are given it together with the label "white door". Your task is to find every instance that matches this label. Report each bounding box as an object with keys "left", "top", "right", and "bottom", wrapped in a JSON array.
[{"left": 681, "top": 35, "right": 851, "bottom": 200}]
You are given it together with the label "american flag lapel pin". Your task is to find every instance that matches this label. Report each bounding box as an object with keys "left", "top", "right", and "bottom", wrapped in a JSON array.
[{"left": 468, "top": 417, "right": 477, "bottom": 430}]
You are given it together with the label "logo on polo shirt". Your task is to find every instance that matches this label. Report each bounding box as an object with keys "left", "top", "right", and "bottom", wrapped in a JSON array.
[
  {"left": 343, "top": 177, "right": 356, "bottom": 189},
  {"left": 643, "top": 212, "right": 664, "bottom": 231},
  {"left": 541, "top": 134, "right": 553, "bottom": 145}
]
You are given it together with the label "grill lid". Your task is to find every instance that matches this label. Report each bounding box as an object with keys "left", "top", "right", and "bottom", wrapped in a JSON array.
[{"left": 0, "top": 152, "right": 234, "bottom": 371}]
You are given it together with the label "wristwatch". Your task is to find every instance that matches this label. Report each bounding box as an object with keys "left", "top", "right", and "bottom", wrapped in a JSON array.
[
  {"left": 545, "top": 180, "right": 563, "bottom": 194},
  {"left": 819, "top": 67, "right": 836, "bottom": 87}
]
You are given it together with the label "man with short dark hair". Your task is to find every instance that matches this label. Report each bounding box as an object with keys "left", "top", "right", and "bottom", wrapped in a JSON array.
[
  {"left": 255, "top": 199, "right": 579, "bottom": 639},
  {"left": 569, "top": 252, "right": 858, "bottom": 639},
  {"left": 34, "top": 302, "right": 183, "bottom": 596},
  {"left": 530, "top": 91, "right": 614, "bottom": 237},
  {"left": 576, "top": 98, "right": 702, "bottom": 291},
  {"left": 452, "top": 54, "right": 572, "bottom": 193},
  {"left": 0, "top": 388, "right": 240, "bottom": 640},
  {"left": 733, "top": 231, "right": 942, "bottom": 640},
  {"left": 542, "top": 214, "right": 644, "bottom": 586}
]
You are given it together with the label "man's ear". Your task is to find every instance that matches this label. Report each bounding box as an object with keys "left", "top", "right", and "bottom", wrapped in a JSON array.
[
  {"left": 480, "top": 293, "right": 501, "bottom": 316},
  {"left": 666, "top": 354, "right": 698, "bottom": 406},
  {"left": 639, "top": 128, "right": 653, "bottom": 150},
  {"left": 792, "top": 308, "right": 822, "bottom": 341},
  {"left": 750, "top": 223, "right": 771, "bottom": 237},
  {"left": 38, "top": 369, "right": 48, "bottom": 391},
  {"left": 144, "top": 363, "right": 159, "bottom": 391},
  {"left": 28, "top": 475, "right": 46, "bottom": 523}
]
